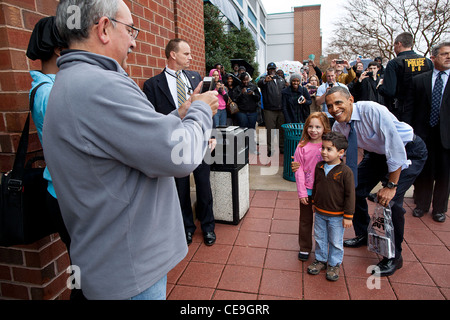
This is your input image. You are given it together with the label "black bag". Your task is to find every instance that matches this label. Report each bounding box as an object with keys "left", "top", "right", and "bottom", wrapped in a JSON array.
[{"left": 0, "top": 82, "right": 57, "bottom": 246}]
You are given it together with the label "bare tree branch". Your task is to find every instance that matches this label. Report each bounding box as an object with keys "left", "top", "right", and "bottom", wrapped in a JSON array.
[{"left": 326, "top": 0, "right": 450, "bottom": 61}]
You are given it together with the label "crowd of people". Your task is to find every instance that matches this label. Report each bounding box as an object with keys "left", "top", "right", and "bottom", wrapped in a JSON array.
[{"left": 23, "top": 0, "right": 448, "bottom": 299}]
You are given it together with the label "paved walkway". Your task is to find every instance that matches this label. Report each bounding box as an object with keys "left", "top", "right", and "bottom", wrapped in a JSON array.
[{"left": 167, "top": 160, "right": 449, "bottom": 300}]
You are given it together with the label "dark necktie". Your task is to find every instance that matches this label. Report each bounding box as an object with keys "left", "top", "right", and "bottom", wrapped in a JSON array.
[
  {"left": 347, "top": 121, "right": 358, "bottom": 186},
  {"left": 430, "top": 71, "right": 445, "bottom": 127}
]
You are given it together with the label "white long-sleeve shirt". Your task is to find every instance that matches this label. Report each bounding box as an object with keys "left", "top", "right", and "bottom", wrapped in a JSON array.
[{"left": 333, "top": 101, "right": 414, "bottom": 173}]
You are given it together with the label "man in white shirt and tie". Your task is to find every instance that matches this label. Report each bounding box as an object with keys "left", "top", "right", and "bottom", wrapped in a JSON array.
[
  {"left": 326, "top": 86, "right": 428, "bottom": 277},
  {"left": 405, "top": 42, "right": 450, "bottom": 223}
]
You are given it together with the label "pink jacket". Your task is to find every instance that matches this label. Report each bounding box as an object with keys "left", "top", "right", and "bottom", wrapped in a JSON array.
[
  {"left": 209, "top": 69, "right": 227, "bottom": 110},
  {"left": 293, "top": 141, "right": 323, "bottom": 198}
]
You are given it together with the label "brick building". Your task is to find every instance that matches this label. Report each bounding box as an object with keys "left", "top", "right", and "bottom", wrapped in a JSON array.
[
  {"left": 0, "top": 0, "right": 206, "bottom": 300},
  {"left": 266, "top": 5, "right": 322, "bottom": 65}
]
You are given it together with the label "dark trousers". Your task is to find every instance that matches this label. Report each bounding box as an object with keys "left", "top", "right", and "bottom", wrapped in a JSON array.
[
  {"left": 235, "top": 111, "right": 258, "bottom": 153},
  {"left": 353, "top": 136, "right": 427, "bottom": 258},
  {"left": 175, "top": 161, "right": 215, "bottom": 233},
  {"left": 414, "top": 126, "right": 450, "bottom": 213},
  {"left": 299, "top": 197, "right": 314, "bottom": 253},
  {"left": 263, "top": 109, "right": 285, "bottom": 153}
]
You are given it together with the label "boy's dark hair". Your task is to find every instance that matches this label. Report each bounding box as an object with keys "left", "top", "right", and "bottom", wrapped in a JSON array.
[
  {"left": 322, "top": 131, "right": 348, "bottom": 152},
  {"left": 368, "top": 61, "right": 380, "bottom": 69}
]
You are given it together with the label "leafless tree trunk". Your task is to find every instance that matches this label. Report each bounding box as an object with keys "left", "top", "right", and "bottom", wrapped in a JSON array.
[{"left": 326, "top": 0, "right": 450, "bottom": 61}]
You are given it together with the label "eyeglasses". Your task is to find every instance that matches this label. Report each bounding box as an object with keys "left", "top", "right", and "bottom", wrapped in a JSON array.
[
  {"left": 110, "top": 18, "right": 139, "bottom": 39},
  {"left": 95, "top": 17, "right": 140, "bottom": 39}
]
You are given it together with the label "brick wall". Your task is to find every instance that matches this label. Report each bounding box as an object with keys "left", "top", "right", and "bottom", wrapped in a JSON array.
[
  {"left": 0, "top": 0, "right": 205, "bottom": 300},
  {"left": 293, "top": 5, "right": 322, "bottom": 63}
]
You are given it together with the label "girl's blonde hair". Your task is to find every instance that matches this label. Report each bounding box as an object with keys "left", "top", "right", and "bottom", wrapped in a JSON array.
[{"left": 299, "top": 112, "right": 331, "bottom": 147}]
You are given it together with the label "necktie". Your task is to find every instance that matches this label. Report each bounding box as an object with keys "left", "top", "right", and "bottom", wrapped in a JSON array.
[
  {"left": 347, "top": 121, "right": 358, "bottom": 186},
  {"left": 430, "top": 71, "right": 445, "bottom": 127},
  {"left": 176, "top": 70, "right": 186, "bottom": 107}
]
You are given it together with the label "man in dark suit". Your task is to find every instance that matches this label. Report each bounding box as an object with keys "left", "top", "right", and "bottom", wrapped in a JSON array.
[
  {"left": 143, "top": 38, "right": 216, "bottom": 245},
  {"left": 405, "top": 42, "right": 450, "bottom": 222}
]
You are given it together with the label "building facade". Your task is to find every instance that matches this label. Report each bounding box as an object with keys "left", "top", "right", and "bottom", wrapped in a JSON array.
[{"left": 267, "top": 5, "right": 322, "bottom": 66}]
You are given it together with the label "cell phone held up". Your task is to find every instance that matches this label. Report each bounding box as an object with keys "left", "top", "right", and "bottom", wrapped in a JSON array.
[{"left": 201, "top": 77, "right": 214, "bottom": 93}]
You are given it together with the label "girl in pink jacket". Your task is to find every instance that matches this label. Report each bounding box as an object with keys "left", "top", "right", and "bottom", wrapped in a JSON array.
[{"left": 293, "top": 112, "right": 331, "bottom": 261}]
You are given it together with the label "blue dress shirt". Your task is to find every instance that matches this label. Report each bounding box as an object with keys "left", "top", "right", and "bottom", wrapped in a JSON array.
[{"left": 333, "top": 101, "right": 414, "bottom": 173}]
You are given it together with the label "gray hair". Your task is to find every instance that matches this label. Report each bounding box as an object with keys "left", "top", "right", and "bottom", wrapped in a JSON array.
[
  {"left": 56, "top": 0, "right": 119, "bottom": 46},
  {"left": 431, "top": 41, "right": 450, "bottom": 57}
]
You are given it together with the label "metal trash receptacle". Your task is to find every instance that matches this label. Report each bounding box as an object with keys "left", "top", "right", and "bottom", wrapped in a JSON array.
[
  {"left": 207, "top": 127, "right": 250, "bottom": 225},
  {"left": 281, "top": 123, "right": 304, "bottom": 182}
]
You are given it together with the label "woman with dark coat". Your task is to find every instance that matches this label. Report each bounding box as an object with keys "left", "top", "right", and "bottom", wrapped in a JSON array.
[
  {"left": 233, "top": 73, "right": 261, "bottom": 129},
  {"left": 282, "top": 73, "right": 312, "bottom": 124},
  {"left": 233, "top": 73, "right": 261, "bottom": 154}
]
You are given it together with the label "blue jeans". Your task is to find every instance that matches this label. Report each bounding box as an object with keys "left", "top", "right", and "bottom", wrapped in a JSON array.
[
  {"left": 235, "top": 111, "right": 258, "bottom": 152},
  {"left": 129, "top": 275, "right": 167, "bottom": 300},
  {"left": 235, "top": 111, "right": 257, "bottom": 129},
  {"left": 213, "top": 109, "right": 227, "bottom": 127},
  {"left": 314, "top": 213, "right": 344, "bottom": 267}
]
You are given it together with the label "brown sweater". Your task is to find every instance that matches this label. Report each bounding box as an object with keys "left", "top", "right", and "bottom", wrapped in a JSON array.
[{"left": 312, "top": 161, "right": 355, "bottom": 220}]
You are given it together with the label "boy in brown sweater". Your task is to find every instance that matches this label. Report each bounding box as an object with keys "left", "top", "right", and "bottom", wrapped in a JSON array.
[{"left": 308, "top": 132, "right": 355, "bottom": 281}]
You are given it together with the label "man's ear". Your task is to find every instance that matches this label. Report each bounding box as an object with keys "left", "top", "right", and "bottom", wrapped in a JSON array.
[
  {"left": 96, "top": 16, "right": 111, "bottom": 45},
  {"left": 169, "top": 50, "right": 177, "bottom": 61},
  {"left": 348, "top": 94, "right": 354, "bottom": 104}
]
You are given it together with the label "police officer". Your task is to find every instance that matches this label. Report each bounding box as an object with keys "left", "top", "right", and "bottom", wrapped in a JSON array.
[{"left": 379, "top": 32, "right": 433, "bottom": 124}]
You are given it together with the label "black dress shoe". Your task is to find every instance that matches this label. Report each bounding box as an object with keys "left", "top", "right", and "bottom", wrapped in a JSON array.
[
  {"left": 412, "top": 208, "right": 426, "bottom": 218},
  {"left": 343, "top": 235, "right": 367, "bottom": 248},
  {"left": 373, "top": 256, "right": 403, "bottom": 277},
  {"left": 186, "top": 232, "right": 193, "bottom": 245},
  {"left": 432, "top": 211, "right": 446, "bottom": 222},
  {"left": 298, "top": 252, "right": 310, "bottom": 261},
  {"left": 203, "top": 231, "right": 216, "bottom": 246}
]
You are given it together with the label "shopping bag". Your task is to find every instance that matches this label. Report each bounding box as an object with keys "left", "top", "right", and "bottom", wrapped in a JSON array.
[{"left": 367, "top": 202, "right": 395, "bottom": 259}]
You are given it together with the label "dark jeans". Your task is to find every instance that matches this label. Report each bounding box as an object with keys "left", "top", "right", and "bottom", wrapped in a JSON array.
[
  {"left": 235, "top": 111, "right": 257, "bottom": 129},
  {"left": 353, "top": 135, "right": 427, "bottom": 258},
  {"left": 235, "top": 111, "right": 258, "bottom": 152}
]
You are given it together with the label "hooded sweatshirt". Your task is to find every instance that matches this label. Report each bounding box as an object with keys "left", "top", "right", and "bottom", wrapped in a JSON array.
[{"left": 43, "top": 51, "right": 212, "bottom": 299}]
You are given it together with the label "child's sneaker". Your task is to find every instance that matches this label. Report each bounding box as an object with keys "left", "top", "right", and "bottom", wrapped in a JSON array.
[
  {"left": 326, "top": 265, "right": 340, "bottom": 281},
  {"left": 307, "top": 260, "right": 327, "bottom": 275}
]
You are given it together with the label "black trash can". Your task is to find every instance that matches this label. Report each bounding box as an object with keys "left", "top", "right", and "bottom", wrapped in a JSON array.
[{"left": 281, "top": 123, "right": 304, "bottom": 182}]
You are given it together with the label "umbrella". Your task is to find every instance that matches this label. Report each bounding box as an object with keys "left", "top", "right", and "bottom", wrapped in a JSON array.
[
  {"left": 230, "top": 59, "right": 255, "bottom": 77},
  {"left": 350, "top": 58, "right": 373, "bottom": 71}
]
